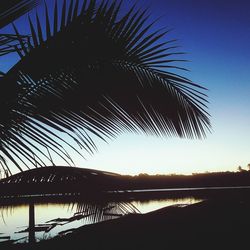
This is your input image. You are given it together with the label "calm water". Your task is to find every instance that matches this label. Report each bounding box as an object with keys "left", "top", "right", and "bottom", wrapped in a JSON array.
[{"left": 0, "top": 197, "right": 201, "bottom": 243}]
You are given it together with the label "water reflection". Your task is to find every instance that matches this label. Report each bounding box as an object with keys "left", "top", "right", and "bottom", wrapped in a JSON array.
[
  {"left": 0, "top": 196, "right": 201, "bottom": 244},
  {"left": 0, "top": 199, "right": 139, "bottom": 244}
]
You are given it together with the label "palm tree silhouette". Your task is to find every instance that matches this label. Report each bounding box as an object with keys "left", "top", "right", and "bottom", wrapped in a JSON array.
[{"left": 0, "top": 0, "right": 211, "bottom": 175}]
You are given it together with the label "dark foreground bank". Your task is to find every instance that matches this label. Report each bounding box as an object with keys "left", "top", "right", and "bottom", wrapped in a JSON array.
[{"left": 2, "top": 197, "right": 250, "bottom": 250}]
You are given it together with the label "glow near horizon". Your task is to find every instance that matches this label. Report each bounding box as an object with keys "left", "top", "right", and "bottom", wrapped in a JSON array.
[{"left": 1, "top": 0, "right": 250, "bottom": 175}]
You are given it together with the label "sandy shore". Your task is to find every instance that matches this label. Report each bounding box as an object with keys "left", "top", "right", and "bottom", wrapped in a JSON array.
[{"left": 2, "top": 197, "right": 250, "bottom": 250}]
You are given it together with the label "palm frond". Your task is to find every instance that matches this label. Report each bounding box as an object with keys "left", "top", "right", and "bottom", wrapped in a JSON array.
[
  {"left": 0, "top": 34, "right": 30, "bottom": 56},
  {"left": 0, "top": 0, "right": 211, "bottom": 173},
  {"left": 0, "top": 1, "right": 41, "bottom": 58},
  {"left": 0, "top": 0, "right": 41, "bottom": 29}
]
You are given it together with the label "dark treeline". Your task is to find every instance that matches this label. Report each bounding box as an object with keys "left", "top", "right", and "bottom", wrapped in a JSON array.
[{"left": 112, "top": 170, "right": 250, "bottom": 190}]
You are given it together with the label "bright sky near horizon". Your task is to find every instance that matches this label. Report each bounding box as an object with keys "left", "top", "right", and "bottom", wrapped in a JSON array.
[{"left": 1, "top": 0, "right": 250, "bottom": 175}]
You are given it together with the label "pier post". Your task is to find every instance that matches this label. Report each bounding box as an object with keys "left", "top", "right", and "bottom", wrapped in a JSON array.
[{"left": 29, "top": 202, "right": 36, "bottom": 244}]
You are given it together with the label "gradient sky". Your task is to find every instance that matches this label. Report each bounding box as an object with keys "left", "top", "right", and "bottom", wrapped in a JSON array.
[{"left": 1, "top": 0, "right": 250, "bottom": 175}]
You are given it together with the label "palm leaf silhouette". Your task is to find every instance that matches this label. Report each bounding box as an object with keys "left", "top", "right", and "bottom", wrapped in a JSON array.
[
  {"left": 0, "top": 1, "right": 41, "bottom": 61},
  {"left": 0, "top": 0, "right": 210, "bottom": 174},
  {"left": 0, "top": 0, "right": 41, "bottom": 29},
  {"left": 0, "top": 34, "right": 30, "bottom": 57}
]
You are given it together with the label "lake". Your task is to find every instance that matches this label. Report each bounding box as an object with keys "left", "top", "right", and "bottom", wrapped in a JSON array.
[
  {"left": 0, "top": 196, "right": 202, "bottom": 243},
  {"left": 2, "top": 185, "right": 250, "bottom": 244}
]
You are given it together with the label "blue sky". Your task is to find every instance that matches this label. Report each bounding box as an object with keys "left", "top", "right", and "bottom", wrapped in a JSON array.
[
  {"left": 80, "top": 0, "right": 250, "bottom": 175},
  {"left": 1, "top": 0, "right": 250, "bottom": 175}
]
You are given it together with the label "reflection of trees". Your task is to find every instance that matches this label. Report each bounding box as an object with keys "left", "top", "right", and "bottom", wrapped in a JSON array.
[{"left": 0, "top": 204, "right": 15, "bottom": 226}]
